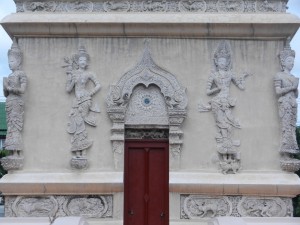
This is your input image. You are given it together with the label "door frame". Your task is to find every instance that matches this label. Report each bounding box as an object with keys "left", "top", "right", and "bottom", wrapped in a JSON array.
[{"left": 124, "top": 139, "right": 169, "bottom": 225}]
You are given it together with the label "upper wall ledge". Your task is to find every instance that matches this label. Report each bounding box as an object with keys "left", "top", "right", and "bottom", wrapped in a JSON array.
[{"left": 14, "top": 0, "right": 288, "bottom": 14}]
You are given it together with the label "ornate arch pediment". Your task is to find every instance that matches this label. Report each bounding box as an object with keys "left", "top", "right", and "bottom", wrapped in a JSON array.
[
  {"left": 106, "top": 43, "right": 188, "bottom": 170},
  {"left": 106, "top": 45, "right": 187, "bottom": 111}
]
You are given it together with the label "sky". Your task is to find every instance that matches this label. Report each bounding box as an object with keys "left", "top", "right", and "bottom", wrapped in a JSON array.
[{"left": 0, "top": 0, "right": 299, "bottom": 112}]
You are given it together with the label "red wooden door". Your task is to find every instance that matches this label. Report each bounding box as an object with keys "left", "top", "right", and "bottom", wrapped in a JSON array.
[{"left": 124, "top": 140, "right": 169, "bottom": 225}]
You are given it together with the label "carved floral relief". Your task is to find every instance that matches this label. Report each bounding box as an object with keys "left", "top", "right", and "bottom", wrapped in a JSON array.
[
  {"left": 237, "top": 197, "right": 291, "bottom": 217},
  {"left": 181, "top": 195, "right": 232, "bottom": 218},
  {"left": 180, "top": 195, "right": 292, "bottom": 218},
  {"left": 12, "top": 196, "right": 58, "bottom": 217},
  {"left": 16, "top": 0, "right": 287, "bottom": 13},
  {"left": 6, "top": 195, "right": 113, "bottom": 218}
]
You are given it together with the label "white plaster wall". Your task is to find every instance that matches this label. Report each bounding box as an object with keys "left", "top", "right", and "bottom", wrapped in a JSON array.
[{"left": 16, "top": 37, "right": 282, "bottom": 173}]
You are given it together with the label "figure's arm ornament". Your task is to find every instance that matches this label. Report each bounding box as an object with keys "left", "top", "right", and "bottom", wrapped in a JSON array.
[
  {"left": 206, "top": 75, "right": 220, "bottom": 96},
  {"left": 89, "top": 73, "right": 101, "bottom": 96},
  {"left": 274, "top": 77, "right": 296, "bottom": 96},
  {"left": 66, "top": 71, "right": 75, "bottom": 93}
]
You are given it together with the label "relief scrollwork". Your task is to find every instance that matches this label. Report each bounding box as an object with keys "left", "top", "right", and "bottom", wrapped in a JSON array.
[
  {"left": 217, "top": 0, "right": 244, "bottom": 12},
  {"left": 181, "top": 195, "right": 232, "bottom": 218},
  {"left": 257, "top": 0, "right": 281, "bottom": 12},
  {"left": 244, "top": 0, "right": 256, "bottom": 12},
  {"left": 178, "top": 0, "right": 206, "bottom": 12},
  {"left": 142, "top": 0, "right": 168, "bottom": 12},
  {"left": 66, "top": 1, "right": 94, "bottom": 12},
  {"left": 179, "top": 195, "right": 292, "bottom": 218},
  {"left": 12, "top": 196, "right": 58, "bottom": 217},
  {"left": 23, "top": 1, "right": 57, "bottom": 12},
  {"left": 63, "top": 196, "right": 111, "bottom": 218},
  {"left": 16, "top": 0, "right": 288, "bottom": 13},
  {"left": 237, "top": 197, "right": 290, "bottom": 217},
  {"left": 103, "top": 1, "right": 130, "bottom": 12},
  {"left": 6, "top": 195, "right": 113, "bottom": 218},
  {"left": 199, "top": 40, "right": 252, "bottom": 174}
]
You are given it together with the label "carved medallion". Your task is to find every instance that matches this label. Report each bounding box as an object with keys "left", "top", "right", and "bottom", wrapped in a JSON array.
[
  {"left": 178, "top": 0, "right": 206, "bottom": 12},
  {"left": 125, "top": 85, "right": 169, "bottom": 125},
  {"left": 238, "top": 197, "right": 289, "bottom": 217},
  {"left": 142, "top": 0, "right": 168, "bottom": 12},
  {"left": 103, "top": 1, "right": 130, "bottom": 12},
  {"left": 66, "top": 1, "right": 94, "bottom": 12},
  {"left": 244, "top": 0, "right": 256, "bottom": 12},
  {"left": 217, "top": 0, "right": 244, "bottom": 12},
  {"left": 181, "top": 195, "right": 232, "bottom": 219},
  {"left": 257, "top": 0, "right": 280, "bottom": 12},
  {"left": 63, "top": 196, "right": 112, "bottom": 218},
  {"left": 12, "top": 196, "right": 58, "bottom": 217},
  {"left": 23, "top": 1, "right": 57, "bottom": 12}
]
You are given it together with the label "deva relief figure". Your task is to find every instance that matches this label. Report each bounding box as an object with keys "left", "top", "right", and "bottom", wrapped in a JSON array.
[
  {"left": 274, "top": 38, "right": 300, "bottom": 172},
  {"left": 63, "top": 44, "right": 101, "bottom": 169},
  {"left": 1, "top": 38, "right": 27, "bottom": 171},
  {"left": 199, "top": 40, "right": 251, "bottom": 174}
]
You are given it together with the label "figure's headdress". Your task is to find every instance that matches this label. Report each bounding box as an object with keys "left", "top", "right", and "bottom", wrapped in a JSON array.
[
  {"left": 74, "top": 44, "right": 90, "bottom": 63},
  {"left": 8, "top": 37, "right": 22, "bottom": 60},
  {"left": 213, "top": 40, "right": 232, "bottom": 71},
  {"left": 279, "top": 37, "right": 295, "bottom": 69}
]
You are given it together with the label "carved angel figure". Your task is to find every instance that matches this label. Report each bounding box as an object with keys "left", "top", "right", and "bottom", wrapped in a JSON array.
[
  {"left": 64, "top": 45, "right": 100, "bottom": 163},
  {"left": 3, "top": 38, "right": 27, "bottom": 158},
  {"left": 200, "top": 40, "right": 251, "bottom": 174},
  {"left": 274, "top": 39, "right": 300, "bottom": 172}
]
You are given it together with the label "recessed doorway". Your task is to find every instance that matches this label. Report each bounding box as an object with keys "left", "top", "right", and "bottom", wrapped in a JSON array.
[{"left": 124, "top": 138, "right": 169, "bottom": 225}]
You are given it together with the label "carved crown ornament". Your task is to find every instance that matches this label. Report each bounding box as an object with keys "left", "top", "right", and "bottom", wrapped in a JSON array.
[
  {"left": 106, "top": 41, "right": 188, "bottom": 170},
  {"left": 15, "top": 0, "right": 287, "bottom": 13}
]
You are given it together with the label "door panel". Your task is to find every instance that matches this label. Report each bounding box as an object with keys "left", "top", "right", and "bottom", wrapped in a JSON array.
[{"left": 124, "top": 140, "right": 169, "bottom": 225}]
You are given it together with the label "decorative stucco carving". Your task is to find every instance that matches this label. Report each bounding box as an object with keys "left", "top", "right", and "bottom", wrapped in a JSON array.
[
  {"left": 12, "top": 196, "right": 58, "bottom": 217},
  {"left": 63, "top": 44, "right": 101, "bottom": 169},
  {"left": 63, "top": 196, "right": 111, "bottom": 218},
  {"left": 237, "top": 197, "right": 291, "bottom": 217},
  {"left": 106, "top": 41, "right": 187, "bottom": 170},
  {"left": 23, "top": 1, "right": 57, "bottom": 11},
  {"left": 5, "top": 195, "right": 113, "bottom": 218},
  {"left": 66, "top": 1, "right": 94, "bottom": 12},
  {"left": 244, "top": 0, "right": 256, "bottom": 12},
  {"left": 125, "top": 129, "right": 169, "bottom": 139},
  {"left": 179, "top": 0, "right": 206, "bottom": 12},
  {"left": 274, "top": 38, "right": 300, "bottom": 173},
  {"left": 257, "top": 0, "right": 281, "bottom": 12},
  {"left": 125, "top": 85, "right": 169, "bottom": 125},
  {"left": 142, "top": 0, "right": 168, "bottom": 12},
  {"left": 199, "top": 40, "right": 251, "bottom": 174},
  {"left": 180, "top": 195, "right": 292, "bottom": 218},
  {"left": 15, "top": 0, "right": 287, "bottom": 13},
  {"left": 181, "top": 195, "right": 232, "bottom": 219},
  {"left": 103, "top": 1, "right": 130, "bottom": 12},
  {"left": 1, "top": 38, "right": 27, "bottom": 171},
  {"left": 217, "top": 0, "right": 244, "bottom": 12}
]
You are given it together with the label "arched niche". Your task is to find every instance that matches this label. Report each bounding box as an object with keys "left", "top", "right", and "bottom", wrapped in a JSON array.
[{"left": 106, "top": 44, "right": 188, "bottom": 170}]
